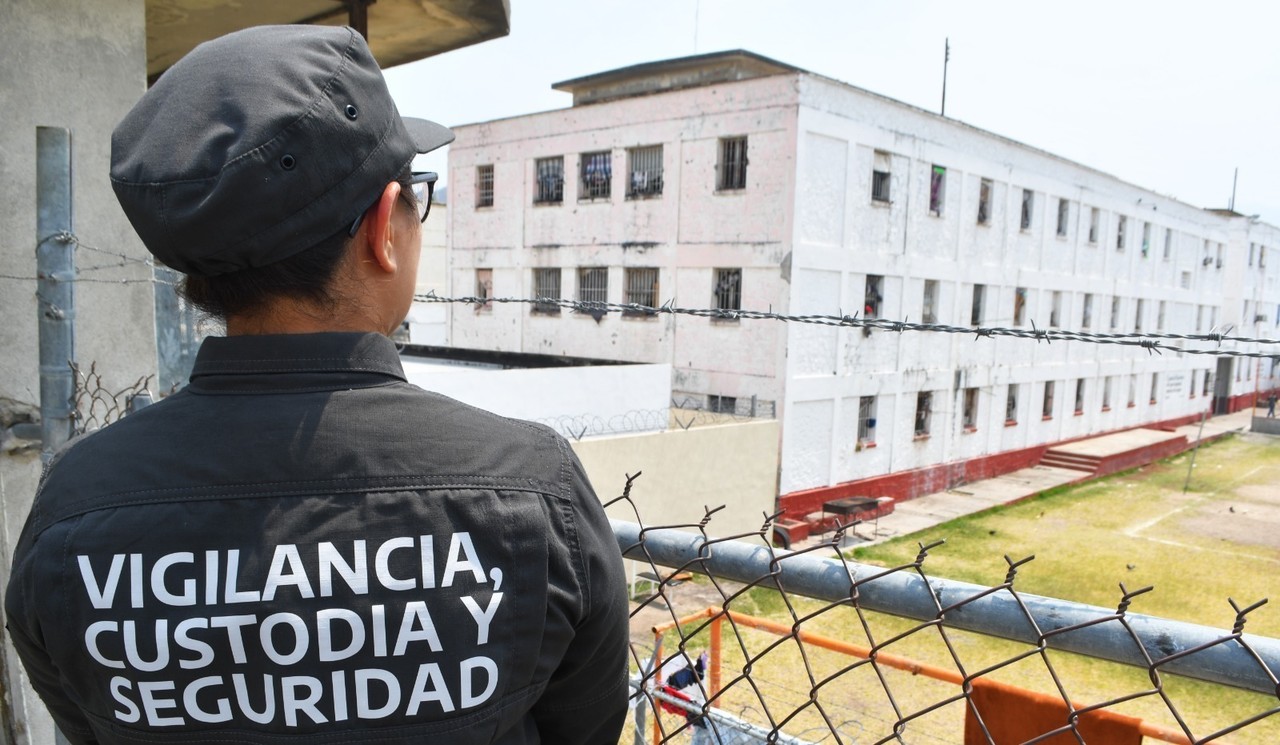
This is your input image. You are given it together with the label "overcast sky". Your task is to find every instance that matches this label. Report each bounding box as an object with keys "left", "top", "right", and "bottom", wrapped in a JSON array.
[{"left": 384, "top": 0, "right": 1280, "bottom": 222}]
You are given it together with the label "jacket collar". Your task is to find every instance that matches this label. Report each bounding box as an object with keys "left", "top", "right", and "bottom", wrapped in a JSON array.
[{"left": 188, "top": 332, "right": 406, "bottom": 392}]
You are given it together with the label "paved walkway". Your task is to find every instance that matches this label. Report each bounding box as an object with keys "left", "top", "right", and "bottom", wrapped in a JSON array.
[{"left": 811, "top": 409, "right": 1256, "bottom": 549}]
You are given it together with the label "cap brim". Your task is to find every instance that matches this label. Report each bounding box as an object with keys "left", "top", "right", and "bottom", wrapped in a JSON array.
[{"left": 404, "top": 117, "right": 455, "bottom": 154}]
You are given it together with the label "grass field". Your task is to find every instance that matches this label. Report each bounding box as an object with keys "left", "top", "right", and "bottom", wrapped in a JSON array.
[{"left": 642, "top": 432, "right": 1280, "bottom": 744}]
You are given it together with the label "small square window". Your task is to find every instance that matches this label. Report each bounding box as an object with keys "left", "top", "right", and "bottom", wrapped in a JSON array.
[
  {"left": 579, "top": 151, "right": 612, "bottom": 200},
  {"left": 476, "top": 164, "right": 494, "bottom": 208},
  {"left": 1020, "top": 189, "right": 1034, "bottom": 230},
  {"left": 1006, "top": 384, "right": 1018, "bottom": 424},
  {"left": 1116, "top": 216, "right": 1127, "bottom": 251},
  {"left": 577, "top": 267, "right": 608, "bottom": 305},
  {"left": 1074, "top": 379, "right": 1085, "bottom": 415},
  {"left": 534, "top": 157, "right": 564, "bottom": 204},
  {"left": 717, "top": 136, "right": 748, "bottom": 191},
  {"left": 1042, "top": 381, "right": 1055, "bottom": 419},
  {"left": 532, "top": 268, "right": 561, "bottom": 314},
  {"left": 971, "top": 284, "right": 985, "bottom": 326},
  {"left": 1142, "top": 222, "right": 1151, "bottom": 257},
  {"left": 1056, "top": 198, "right": 1068, "bottom": 237},
  {"left": 624, "top": 267, "right": 659, "bottom": 314},
  {"left": 1088, "top": 207, "right": 1100, "bottom": 244},
  {"left": 626, "top": 145, "right": 663, "bottom": 198},
  {"left": 713, "top": 268, "right": 742, "bottom": 313}
]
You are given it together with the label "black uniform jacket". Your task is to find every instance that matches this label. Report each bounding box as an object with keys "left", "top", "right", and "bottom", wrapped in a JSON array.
[{"left": 5, "top": 333, "right": 629, "bottom": 744}]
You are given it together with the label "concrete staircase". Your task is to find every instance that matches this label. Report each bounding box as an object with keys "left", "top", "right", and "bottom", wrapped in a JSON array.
[{"left": 1039, "top": 449, "right": 1102, "bottom": 473}]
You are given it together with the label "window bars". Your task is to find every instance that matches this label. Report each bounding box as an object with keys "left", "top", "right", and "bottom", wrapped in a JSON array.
[
  {"left": 718, "top": 136, "right": 748, "bottom": 191},
  {"left": 532, "top": 268, "right": 561, "bottom": 314},
  {"left": 628, "top": 145, "right": 664, "bottom": 199},
  {"left": 534, "top": 156, "right": 564, "bottom": 204},
  {"left": 625, "top": 268, "right": 660, "bottom": 315},
  {"left": 713, "top": 269, "right": 742, "bottom": 313},
  {"left": 872, "top": 151, "right": 892, "bottom": 203},
  {"left": 577, "top": 267, "right": 608, "bottom": 305},
  {"left": 476, "top": 164, "right": 494, "bottom": 208},
  {"left": 581, "top": 151, "right": 612, "bottom": 200}
]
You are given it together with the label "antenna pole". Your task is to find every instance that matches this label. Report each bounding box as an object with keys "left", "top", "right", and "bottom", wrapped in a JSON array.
[
  {"left": 1230, "top": 167, "right": 1238, "bottom": 211},
  {"left": 941, "top": 38, "right": 950, "bottom": 117}
]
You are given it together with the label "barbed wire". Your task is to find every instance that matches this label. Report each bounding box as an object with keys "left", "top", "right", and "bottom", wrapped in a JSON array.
[
  {"left": 69, "top": 361, "right": 154, "bottom": 435},
  {"left": 0, "top": 231, "right": 179, "bottom": 286},
  {"left": 418, "top": 292, "right": 1280, "bottom": 361},
  {"left": 533, "top": 405, "right": 775, "bottom": 441}
]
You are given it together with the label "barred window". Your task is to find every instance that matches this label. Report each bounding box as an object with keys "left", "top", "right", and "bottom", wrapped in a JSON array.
[
  {"left": 627, "top": 145, "right": 663, "bottom": 198},
  {"left": 1020, "top": 189, "right": 1034, "bottom": 230},
  {"left": 474, "top": 268, "right": 493, "bottom": 313},
  {"left": 532, "top": 268, "right": 561, "bottom": 314},
  {"left": 718, "top": 136, "right": 748, "bottom": 191},
  {"left": 1042, "top": 381, "right": 1055, "bottom": 419},
  {"left": 872, "top": 150, "right": 892, "bottom": 203},
  {"left": 914, "top": 392, "right": 933, "bottom": 437},
  {"left": 1116, "top": 216, "right": 1127, "bottom": 251},
  {"left": 476, "top": 164, "right": 494, "bottom": 208},
  {"left": 713, "top": 268, "right": 741, "bottom": 312},
  {"left": 624, "top": 267, "right": 659, "bottom": 314},
  {"left": 1006, "top": 384, "right": 1018, "bottom": 423},
  {"left": 577, "top": 267, "right": 607, "bottom": 304},
  {"left": 1056, "top": 198, "right": 1069, "bottom": 237},
  {"left": 977, "top": 178, "right": 991, "bottom": 224},
  {"left": 534, "top": 156, "right": 564, "bottom": 204},
  {"left": 864, "top": 275, "right": 883, "bottom": 318},
  {"left": 962, "top": 388, "right": 978, "bottom": 429},
  {"left": 929, "top": 165, "right": 946, "bottom": 216},
  {"left": 858, "top": 396, "right": 877, "bottom": 444},
  {"left": 970, "top": 283, "right": 985, "bottom": 326},
  {"left": 1074, "top": 379, "right": 1085, "bottom": 414},
  {"left": 579, "top": 151, "right": 611, "bottom": 200}
]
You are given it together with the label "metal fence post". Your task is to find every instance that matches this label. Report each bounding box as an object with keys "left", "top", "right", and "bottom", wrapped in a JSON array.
[{"left": 36, "top": 127, "right": 75, "bottom": 463}]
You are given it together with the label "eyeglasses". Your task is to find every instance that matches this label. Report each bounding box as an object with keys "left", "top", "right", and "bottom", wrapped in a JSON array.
[{"left": 348, "top": 171, "right": 438, "bottom": 236}]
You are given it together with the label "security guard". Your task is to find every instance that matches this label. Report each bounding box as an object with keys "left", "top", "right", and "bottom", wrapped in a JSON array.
[{"left": 6, "top": 25, "right": 629, "bottom": 744}]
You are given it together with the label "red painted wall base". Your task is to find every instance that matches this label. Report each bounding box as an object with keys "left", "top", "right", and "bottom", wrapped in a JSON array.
[{"left": 779, "top": 408, "right": 1240, "bottom": 521}]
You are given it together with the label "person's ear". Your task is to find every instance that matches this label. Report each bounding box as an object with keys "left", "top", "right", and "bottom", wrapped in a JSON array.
[{"left": 362, "top": 181, "right": 402, "bottom": 274}]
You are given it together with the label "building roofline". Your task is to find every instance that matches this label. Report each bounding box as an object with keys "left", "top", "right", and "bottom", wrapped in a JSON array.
[{"left": 551, "top": 49, "right": 800, "bottom": 93}]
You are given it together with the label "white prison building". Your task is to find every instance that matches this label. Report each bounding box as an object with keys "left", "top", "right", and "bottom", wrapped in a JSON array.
[{"left": 440, "top": 50, "right": 1280, "bottom": 513}]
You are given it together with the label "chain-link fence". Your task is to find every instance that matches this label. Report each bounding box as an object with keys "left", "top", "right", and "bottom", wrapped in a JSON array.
[
  {"left": 68, "top": 360, "right": 153, "bottom": 436},
  {"left": 608, "top": 473, "right": 1280, "bottom": 745}
]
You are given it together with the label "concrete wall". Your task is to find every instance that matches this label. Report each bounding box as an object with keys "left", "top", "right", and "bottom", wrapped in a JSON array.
[
  {"left": 0, "top": 1, "right": 151, "bottom": 742},
  {"left": 777, "top": 74, "right": 1270, "bottom": 497},
  {"left": 400, "top": 359, "right": 672, "bottom": 438},
  {"left": 447, "top": 75, "right": 798, "bottom": 410},
  {"left": 576, "top": 419, "right": 781, "bottom": 540}
]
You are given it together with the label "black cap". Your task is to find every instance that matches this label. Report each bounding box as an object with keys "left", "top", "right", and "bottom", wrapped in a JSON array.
[{"left": 110, "top": 25, "right": 454, "bottom": 277}]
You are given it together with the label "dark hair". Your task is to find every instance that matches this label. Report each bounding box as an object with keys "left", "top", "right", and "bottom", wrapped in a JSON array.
[{"left": 180, "top": 173, "right": 417, "bottom": 319}]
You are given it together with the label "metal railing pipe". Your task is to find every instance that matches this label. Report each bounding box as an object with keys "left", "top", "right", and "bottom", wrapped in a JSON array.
[{"left": 36, "top": 126, "right": 76, "bottom": 462}]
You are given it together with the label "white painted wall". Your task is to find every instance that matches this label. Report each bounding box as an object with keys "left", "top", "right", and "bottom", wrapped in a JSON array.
[
  {"left": 400, "top": 358, "right": 672, "bottom": 439},
  {"left": 408, "top": 199, "right": 450, "bottom": 345},
  {"left": 444, "top": 58, "right": 1280, "bottom": 501}
]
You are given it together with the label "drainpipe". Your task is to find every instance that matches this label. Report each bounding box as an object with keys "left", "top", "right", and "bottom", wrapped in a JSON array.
[{"left": 36, "top": 127, "right": 76, "bottom": 463}]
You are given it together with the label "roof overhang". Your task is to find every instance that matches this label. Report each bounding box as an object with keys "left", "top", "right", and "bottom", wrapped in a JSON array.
[
  {"left": 146, "top": 0, "right": 510, "bottom": 83},
  {"left": 552, "top": 50, "right": 800, "bottom": 106}
]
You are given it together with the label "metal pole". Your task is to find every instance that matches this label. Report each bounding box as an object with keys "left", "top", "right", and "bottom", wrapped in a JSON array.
[
  {"left": 612, "top": 520, "right": 1280, "bottom": 695},
  {"left": 36, "top": 127, "right": 75, "bottom": 463},
  {"left": 1182, "top": 408, "right": 1209, "bottom": 493},
  {"left": 940, "top": 38, "right": 950, "bottom": 116}
]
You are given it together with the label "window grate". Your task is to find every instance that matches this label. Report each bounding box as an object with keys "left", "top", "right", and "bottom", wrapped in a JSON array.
[
  {"left": 624, "top": 267, "right": 659, "bottom": 314},
  {"left": 977, "top": 178, "right": 991, "bottom": 224},
  {"left": 1006, "top": 384, "right": 1018, "bottom": 423},
  {"left": 532, "top": 268, "right": 561, "bottom": 314},
  {"left": 858, "top": 396, "right": 876, "bottom": 443},
  {"left": 476, "top": 164, "right": 494, "bottom": 208},
  {"left": 922, "top": 279, "right": 939, "bottom": 323},
  {"left": 627, "top": 145, "right": 663, "bottom": 198},
  {"left": 929, "top": 165, "right": 946, "bottom": 215},
  {"left": 579, "top": 151, "right": 611, "bottom": 200},
  {"left": 1056, "top": 198, "right": 1069, "bottom": 237},
  {"left": 577, "top": 267, "right": 607, "bottom": 305},
  {"left": 534, "top": 157, "right": 564, "bottom": 204},
  {"left": 718, "top": 136, "right": 748, "bottom": 191},
  {"left": 474, "top": 268, "right": 493, "bottom": 313},
  {"left": 1020, "top": 189, "right": 1034, "bottom": 230},
  {"left": 708, "top": 394, "right": 737, "bottom": 414},
  {"left": 713, "top": 268, "right": 741, "bottom": 312},
  {"left": 915, "top": 392, "right": 933, "bottom": 436}
]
